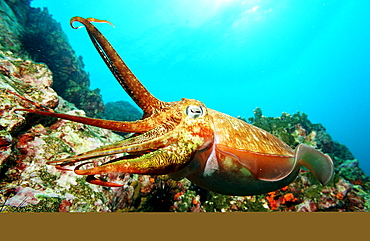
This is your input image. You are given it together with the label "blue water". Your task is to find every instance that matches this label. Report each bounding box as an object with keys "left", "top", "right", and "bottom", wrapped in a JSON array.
[{"left": 31, "top": 0, "right": 370, "bottom": 175}]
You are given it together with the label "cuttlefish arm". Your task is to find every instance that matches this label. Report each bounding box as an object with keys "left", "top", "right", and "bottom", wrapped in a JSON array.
[
  {"left": 13, "top": 16, "right": 174, "bottom": 133},
  {"left": 46, "top": 100, "right": 214, "bottom": 187},
  {"left": 14, "top": 82, "right": 214, "bottom": 187},
  {"left": 11, "top": 89, "right": 167, "bottom": 133},
  {"left": 9, "top": 11, "right": 174, "bottom": 134},
  {"left": 70, "top": 16, "right": 168, "bottom": 118},
  {"left": 11, "top": 17, "right": 199, "bottom": 187}
]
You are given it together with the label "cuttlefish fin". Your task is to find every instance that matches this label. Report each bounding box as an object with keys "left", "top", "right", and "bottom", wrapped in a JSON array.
[
  {"left": 295, "top": 143, "right": 334, "bottom": 185},
  {"left": 218, "top": 143, "right": 333, "bottom": 185},
  {"left": 216, "top": 144, "right": 296, "bottom": 181}
]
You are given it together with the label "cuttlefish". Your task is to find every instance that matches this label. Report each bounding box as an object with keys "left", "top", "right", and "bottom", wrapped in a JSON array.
[{"left": 15, "top": 17, "right": 334, "bottom": 196}]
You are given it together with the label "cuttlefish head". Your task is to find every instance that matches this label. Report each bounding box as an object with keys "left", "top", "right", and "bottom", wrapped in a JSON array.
[{"left": 31, "top": 98, "right": 213, "bottom": 186}]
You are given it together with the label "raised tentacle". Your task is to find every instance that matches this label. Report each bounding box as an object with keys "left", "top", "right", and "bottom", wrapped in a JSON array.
[{"left": 70, "top": 16, "right": 167, "bottom": 117}]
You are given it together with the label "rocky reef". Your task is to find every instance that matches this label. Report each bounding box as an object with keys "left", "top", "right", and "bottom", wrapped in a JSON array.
[
  {"left": 1, "top": 0, "right": 104, "bottom": 118},
  {"left": 1, "top": 0, "right": 369, "bottom": 212},
  {"left": 103, "top": 101, "right": 142, "bottom": 122},
  {"left": 0, "top": 48, "right": 122, "bottom": 211}
]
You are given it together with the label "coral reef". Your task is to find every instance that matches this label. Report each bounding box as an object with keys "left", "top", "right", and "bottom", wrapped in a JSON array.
[
  {"left": 0, "top": 48, "right": 123, "bottom": 212},
  {"left": 1, "top": 0, "right": 104, "bottom": 118},
  {"left": 237, "top": 108, "right": 370, "bottom": 212},
  {"left": 0, "top": 0, "right": 369, "bottom": 212}
]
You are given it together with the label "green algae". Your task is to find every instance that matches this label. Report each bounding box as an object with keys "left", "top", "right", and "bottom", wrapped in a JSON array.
[
  {"left": 243, "top": 107, "right": 322, "bottom": 148},
  {"left": 352, "top": 185, "right": 370, "bottom": 211},
  {"left": 43, "top": 136, "right": 73, "bottom": 155},
  {"left": 242, "top": 195, "right": 270, "bottom": 212},
  {"left": 203, "top": 193, "right": 269, "bottom": 212},
  {"left": 176, "top": 190, "right": 198, "bottom": 212},
  {"left": 38, "top": 166, "right": 59, "bottom": 188},
  {"left": 35, "top": 166, "right": 108, "bottom": 212},
  {"left": 337, "top": 160, "right": 367, "bottom": 181},
  {"left": 103, "top": 100, "right": 142, "bottom": 122},
  {"left": 203, "top": 193, "right": 231, "bottom": 212},
  {"left": 248, "top": 108, "right": 321, "bottom": 133}
]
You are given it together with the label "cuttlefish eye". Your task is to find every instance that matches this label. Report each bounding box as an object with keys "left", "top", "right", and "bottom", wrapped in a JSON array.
[{"left": 186, "top": 105, "right": 205, "bottom": 119}]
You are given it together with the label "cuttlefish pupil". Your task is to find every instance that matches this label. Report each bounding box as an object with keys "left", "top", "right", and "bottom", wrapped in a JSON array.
[
  {"left": 186, "top": 105, "right": 205, "bottom": 119},
  {"left": 13, "top": 16, "right": 334, "bottom": 196}
]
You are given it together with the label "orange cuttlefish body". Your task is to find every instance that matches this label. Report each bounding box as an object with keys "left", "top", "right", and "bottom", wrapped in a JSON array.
[{"left": 14, "top": 17, "right": 334, "bottom": 196}]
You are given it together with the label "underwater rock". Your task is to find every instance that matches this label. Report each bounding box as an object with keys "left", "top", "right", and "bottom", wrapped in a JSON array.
[
  {"left": 0, "top": 0, "right": 105, "bottom": 118},
  {"left": 337, "top": 159, "right": 369, "bottom": 189},
  {"left": 102, "top": 100, "right": 142, "bottom": 137},
  {"left": 0, "top": 130, "right": 12, "bottom": 166},
  {"left": 295, "top": 200, "right": 319, "bottom": 212},
  {"left": 245, "top": 108, "right": 358, "bottom": 169},
  {"left": 4, "top": 186, "right": 42, "bottom": 207},
  {"left": 0, "top": 0, "right": 24, "bottom": 54},
  {"left": 0, "top": 48, "right": 122, "bottom": 212},
  {"left": 103, "top": 101, "right": 142, "bottom": 122},
  {"left": 0, "top": 48, "right": 58, "bottom": 166},
  {"left": 110, "top": 175, "right": 194, "bottom": 212}
]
